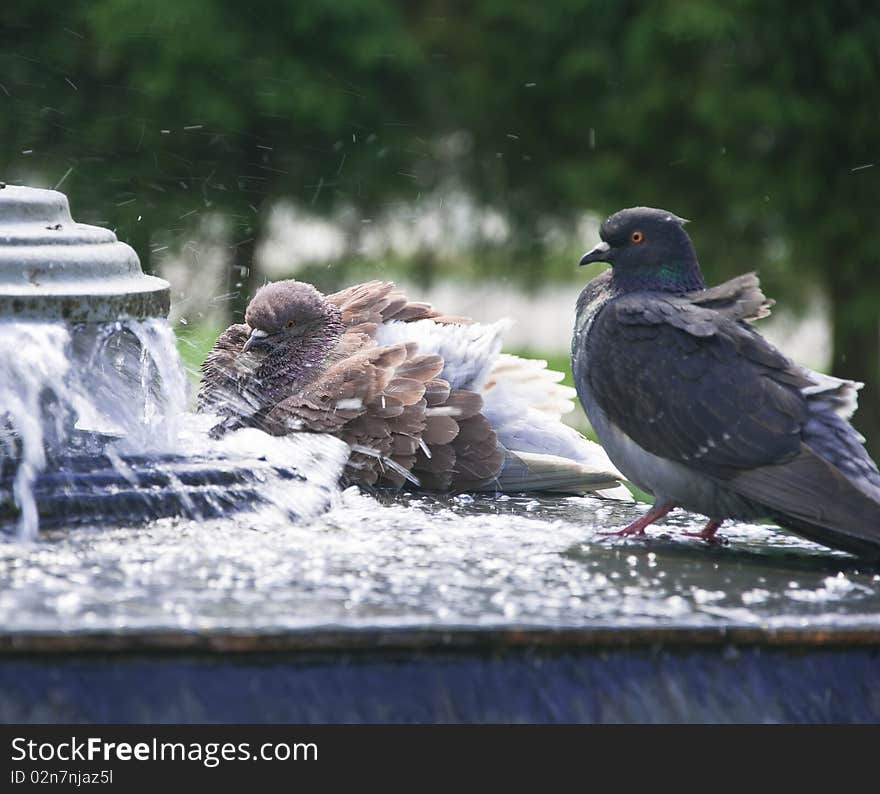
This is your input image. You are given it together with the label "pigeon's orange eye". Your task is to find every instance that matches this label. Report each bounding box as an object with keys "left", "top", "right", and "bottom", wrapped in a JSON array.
[
  {"left": 287, "top": 320, "right": 296, "bottom": 328},
  {"left": 631, "top": 231, "right": 644, "bottom": 244}
]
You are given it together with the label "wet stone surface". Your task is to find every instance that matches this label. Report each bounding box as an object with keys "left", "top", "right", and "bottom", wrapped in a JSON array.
[{"left": 1, "top": 490, "right": 878, "bottom": 634}]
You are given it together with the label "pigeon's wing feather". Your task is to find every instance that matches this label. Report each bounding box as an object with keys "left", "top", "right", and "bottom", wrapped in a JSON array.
[
  {"left": 731, "top": 445, "right": 880, "bottom": 559},
  {"left": 492, "top": 451, "right": 622, "bottom": 495},
  {"left": 261, "top": 337, "right": 397, "bottom": 433},
  {"left": 325, "top": 281, "right": 449, "bottom": 336},
  {"left": 447, "top": 413, "right": 505, "bottom": 490},
  {"left": 261, "top": 340, "right": 401, "bottom": 483},
  {"left": 480, "top": 353, "right": 631, "bottom": 499},
  {"left": 588, "top": 293, "right": 811, "bottom": 474},
  {"left": 692, "top": 277, "right": 873, "bottom": 480},
  {"left": 801, "top": 369, "right": 861, "bottom": 421},
  {"left": 800, "top": 373, "right": 880, "bottom": 501},
  {"left": 685, "top": 272, "right": 774, "bottom": 323},
  {"left": 262, "top": 338, "right": 454, "bottom": 487},
  {"left": 376, "top": 318, "right": 507, "bottom": 392},
  {"left": 407, "top": 384, "right": 507, "bottom": 491}
]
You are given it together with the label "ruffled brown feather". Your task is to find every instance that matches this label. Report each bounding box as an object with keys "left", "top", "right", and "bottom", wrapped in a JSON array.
[{"left": 199, "top": 280, "right": 508, "bottom": 490}]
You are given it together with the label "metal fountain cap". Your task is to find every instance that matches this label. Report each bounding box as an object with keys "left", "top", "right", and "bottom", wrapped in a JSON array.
[{"left": 0, "top": 184, "right": 169, "bottom": 322}]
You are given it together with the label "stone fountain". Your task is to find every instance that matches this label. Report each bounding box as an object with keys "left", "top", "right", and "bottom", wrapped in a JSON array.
[
  {"left": 0, "top": 183, "right": 169, "bottom": 322},
  {"left": 0, "top": 185, "right": 346, "bottom": 538},
  {"left": 0, "top": 185, "right": 878, "bottom": 723}
]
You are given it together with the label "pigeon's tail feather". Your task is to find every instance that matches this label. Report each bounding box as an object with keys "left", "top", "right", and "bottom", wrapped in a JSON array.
[
  {"left": 476, "top": 450, "right": 624, "bottom": 496},
  {"left": 730, "top": 445, "right": 880, "bottom": 559},
  {"left": 802, "top": 369, "right": 862, "bottom": 421},
  {"left": 773, "top": 516, "right": 880, "bottom": 561}
]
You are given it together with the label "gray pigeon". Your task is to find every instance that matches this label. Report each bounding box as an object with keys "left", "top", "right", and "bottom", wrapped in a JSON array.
[
  {"left": 573, "top": 206, "right": 880, "bottom": 559},
  {"left": 199, "top": 279, "right": 629, "bottom": 497}
]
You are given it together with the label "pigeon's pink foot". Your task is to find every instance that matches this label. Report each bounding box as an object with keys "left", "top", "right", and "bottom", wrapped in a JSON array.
[
  {"left": 683, "top": 519, "right": 723, "bottom": 543},
  {"left": 601, "top": 502, "right": 675, "bottom": 537}
]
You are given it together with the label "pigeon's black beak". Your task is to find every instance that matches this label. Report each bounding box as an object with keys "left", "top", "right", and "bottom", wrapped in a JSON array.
[
  {"left": 241, "top": 328, "right": 270, "bottom": 353},
  {"left": 579, "top": 241, "right": 612, "bottom": 267}
]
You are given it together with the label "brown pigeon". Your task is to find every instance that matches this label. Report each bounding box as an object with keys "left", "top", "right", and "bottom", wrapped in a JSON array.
[{"left": 199, "top": 279, "right": 629, "bottom": 497}]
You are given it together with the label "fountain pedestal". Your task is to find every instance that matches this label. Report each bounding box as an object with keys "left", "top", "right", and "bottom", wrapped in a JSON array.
[{"left": 0, "top": 184, "right": 168, "bottom": 321}]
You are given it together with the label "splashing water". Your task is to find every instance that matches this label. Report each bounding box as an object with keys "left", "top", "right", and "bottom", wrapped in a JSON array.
[
  {"left": 0, "top": 323, "right": 69, "bottom": 539},
  {"left": 0, "top": 315, "right": 348, "bottom": 542},
  {"left": 0, "top": 490, "right": 874, "bottom": 636},
  {"left": 79, "top": 318, "right": 189, "bottom": 452},
  {"left": 0, "top": 319, "right": 189, "bottom": 540}
]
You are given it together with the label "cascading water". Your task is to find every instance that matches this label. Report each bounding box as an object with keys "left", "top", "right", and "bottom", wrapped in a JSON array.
[
  {"left": 0, "top": 321, "right": 71, "bottom": 537},
  {"left": 0, "top": 185, "right": 347, "bottom": 540},
  {"left": 0, "top": 317, "right": 186, "bottom": 539}
]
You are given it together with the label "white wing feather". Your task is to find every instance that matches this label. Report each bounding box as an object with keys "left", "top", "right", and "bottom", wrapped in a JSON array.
[
  {"left": 484, "top": 354, "right": 576, "bottom": 419},
  {"left": 374, "top": 318, "right": 507, "bottom": 391}
]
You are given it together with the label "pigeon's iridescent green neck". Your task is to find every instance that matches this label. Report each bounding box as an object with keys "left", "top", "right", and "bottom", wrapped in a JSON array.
[
  {"left": 656, "top": 262, "right": 691, "bottom": 283},
  {"left": 612, "top": 259, "right": 705, "bottom": 294}
]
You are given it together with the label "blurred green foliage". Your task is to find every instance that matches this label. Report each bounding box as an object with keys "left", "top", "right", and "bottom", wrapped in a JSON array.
[
  {"left": 2, "top": 0, "right": 879, "bottom": 449},
  {"left": 176, "top": 319, "right": 224, "bottom": 383}
]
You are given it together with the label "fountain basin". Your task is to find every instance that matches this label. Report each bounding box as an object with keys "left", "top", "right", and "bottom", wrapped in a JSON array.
[{"left": 1, "top": 493, "right": 878, "bottom": 723}]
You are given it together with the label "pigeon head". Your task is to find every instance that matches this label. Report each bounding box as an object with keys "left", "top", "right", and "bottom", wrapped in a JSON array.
[
  {"left": 579, "top": 207, "right": 705, "bottom": 292},
  {"left": 242, "top": 280, "right": 339, "bottom": 353}
]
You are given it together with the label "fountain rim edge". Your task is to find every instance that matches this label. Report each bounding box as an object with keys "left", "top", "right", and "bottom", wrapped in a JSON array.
[
  {"left": 0, "top": 286, "right": 170, "bottom": 322},
  {"left": 1, "top": 624, "right": 879, "bottom": 656}
]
